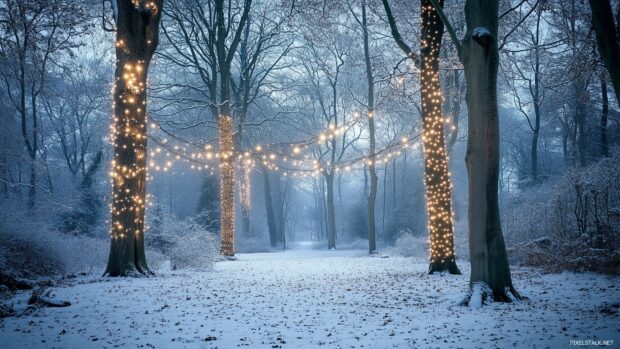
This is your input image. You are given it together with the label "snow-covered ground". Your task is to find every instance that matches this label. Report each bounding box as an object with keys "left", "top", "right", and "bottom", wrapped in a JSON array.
[{"left": 1, "top": 248, "right": 618, "bottom": 348}]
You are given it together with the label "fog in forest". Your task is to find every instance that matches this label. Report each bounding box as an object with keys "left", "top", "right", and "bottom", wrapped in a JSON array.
[{"left": 0, "top": 0, "right": 618, "bottom": 347}]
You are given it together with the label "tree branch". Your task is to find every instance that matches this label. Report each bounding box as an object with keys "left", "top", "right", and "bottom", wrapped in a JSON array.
[{"left": 428, "top": 0, "right": 462, "bottom": 56}]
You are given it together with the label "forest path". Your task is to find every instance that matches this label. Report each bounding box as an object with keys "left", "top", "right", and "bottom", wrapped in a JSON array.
[{"left": 1, "top": 249, "right": 618, "bottom": 348}]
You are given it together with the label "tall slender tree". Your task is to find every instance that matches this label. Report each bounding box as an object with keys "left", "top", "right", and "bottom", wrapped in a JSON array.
[
  {"left": 105, "top": 0, "right": 164, "bottom": 277},
  {"left": 349, "top": 0, "right": 377, "bottom": 254}
]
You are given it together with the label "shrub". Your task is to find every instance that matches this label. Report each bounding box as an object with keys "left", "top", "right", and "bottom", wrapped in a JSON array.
[
  {"left": 390, "top": 229, "right": 428, "bottom": 258},
  {"left": 503, "top": 156, "right": 620, "bottom": 274},
  {"left": 147, "top": 212, "right": 218, "bottom": 270}
]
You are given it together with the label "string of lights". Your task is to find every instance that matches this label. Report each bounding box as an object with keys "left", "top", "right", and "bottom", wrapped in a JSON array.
[
  {"left": 109, "top": 58, "right": 149, "bottom": 242},
  {"left": 420, "top": 0, "right": 459, "bottom": 274},
  {"left": 219, "top": 115, "right": 235, "bottom": 256}
]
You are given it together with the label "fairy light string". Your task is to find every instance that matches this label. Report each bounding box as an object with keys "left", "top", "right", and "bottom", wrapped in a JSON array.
[
  {"left": 218, "top": 115, "right": 235, "bottom": 256},
  {"left": 420, "top": 0, "right": 459, "bottom": 273},
  {"left": 109, "top": 52, "right": 149, "bottom": 241}
]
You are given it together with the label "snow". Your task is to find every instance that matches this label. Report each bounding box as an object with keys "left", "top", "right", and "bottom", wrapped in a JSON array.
[
  {"left": 472, "top": 27, "right": 491, "bottom": 38},
  {"left": 1, "top": 248, "right": 618, "bottom": 348}
]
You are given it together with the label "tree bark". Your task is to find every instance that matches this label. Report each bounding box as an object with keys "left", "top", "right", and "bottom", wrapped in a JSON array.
[
  {"left": 325, "top": 172, "right": 336, "bottom": 249},
  {"left": 600, "top": 79, "right": 609, "bottom": 158},
  {"left": 531, "top": 33, "right": 541, "bottom": 182},
  {"left": 214, "top": 0, "right": 251, "bottom": 257},
  {"left": 576, "top": 83, "right": 587, "bottom": 167},
  {"left": 240, "top": 163, "right": 252, "bottom": 235},
  {"left": 421, "top": 0, "right": 460, "bottom": 274},
  {"left": 588, "top": 0, "right": 620, "bottom": 106},
  {"left": 218, "top": 116, "right": 235, "bottom": 256},
  {"left": 447, "top": 70, "right": 462, "bottom": 153},
  {"left": 262, "top": 165, "right": 278, "bottom": 247},
  {"left": 105, "top": 0, "right": 163, "bottom": 277},
  {"left": 382, "top": 162, "right": 387, "bottom": 231},
  {"left": 361, "top": 0, "right": 377, "bottom": 254},
  {"left": 460, "top": 0, "right": 520, "bottom": 302},
  {"left": 273, "top": 171, "right": 285, "bottom": 245}
]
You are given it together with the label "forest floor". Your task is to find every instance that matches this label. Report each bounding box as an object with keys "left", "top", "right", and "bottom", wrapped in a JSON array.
[{"left": 0, "top": 247, "right": 618, "bottom": 348}]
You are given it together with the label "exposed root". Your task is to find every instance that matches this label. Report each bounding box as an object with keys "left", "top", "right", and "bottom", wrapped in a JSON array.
[
  {"left": 103, "top": 263, "right": 155, "bottom": 277},
  {"left": 458, "top": 282, "right": 526, "bottom": 308}
]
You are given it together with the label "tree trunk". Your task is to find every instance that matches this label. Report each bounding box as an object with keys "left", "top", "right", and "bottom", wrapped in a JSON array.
[
  {"left": 363, "top": 164, "right": 368, "bottom": 197},
  {"left": 320, "top": 176, "right": 327, "bottom": 240},
  {"left": 447, "top": 70, "right": 462, "bottom": 153},
  {"left": 240, "top": 163, "right": 252, "bottom": 235},
  {"left": 421, "top": 0, "right": 460, "bottom": 274},
  {"left": 600, "top": 79, "right": 609, "bottom": 157},
  {"left": 531, "top": 127, "right": 539, "bottom": 182},
  {"left": 589, "top": 0, "right": 620, "bottom": 106},
  {"left": 28, "top": 161, "right": 35, "bottom": 209},
  {"left": 461, "top": 0, "right": 520, "bottom": 302},
  {"left": 325, "top": 172, "right": 336, "bottom": 250},
  {"left": 576, "top": 88, "right": 587, "bottom": 168},
  {"left": 105, "top": 0, "right": 164, "bottom": 277},
  {"left": 531, "top": 42, "right": 541, "bottom": 182},
  {"left": 262, "top": 166, "right": 277, "bottom": 247},
  {"left": 361, "top": 0, "right": 377, "bottom": 254},
  {"left": 218, "top": 115, "right": 235, "bottom": 256},
  {"left": 213, "top": 0, "right": 251, "bottom": 257},
  {"left": 382, "top": 162, "right": 388, "bottom": 231},
  {"left": 273, "top": 171, "right": 285, "bottom": 245}
]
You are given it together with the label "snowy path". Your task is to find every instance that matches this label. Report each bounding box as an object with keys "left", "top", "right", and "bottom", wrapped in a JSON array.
[{"left": 1, "top": 249, "right": 618, "bottom": 348}]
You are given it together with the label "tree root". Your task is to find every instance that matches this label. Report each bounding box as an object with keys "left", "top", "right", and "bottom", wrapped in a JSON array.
[{"left": 458, "top": 282, "right": 526, "bottom": 308}]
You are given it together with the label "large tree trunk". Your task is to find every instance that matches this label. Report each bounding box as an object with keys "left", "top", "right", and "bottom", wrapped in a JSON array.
[
  {"left": 461, "top": 0, "right": 520, "bottom": 302},
  {"left": 588, "top": 0, "right": 620, "bottom": 106},
  {"left": 325, "top": 172, "right": 336, "bottom": 250},
  {"left": 105, "top": 0, "right": 163, "bottom": 277},
  {"left": 361, "top": 0, "right": 377, "bottom": 254},
  {"left": 214, "top": 0, "right": 251, "bottom": 257},
  {"left": 218, "top": 115, "right": 235, "bottom": 256},
  {"left": 421, "top": 0, "right": 460, "bottom": 274}
]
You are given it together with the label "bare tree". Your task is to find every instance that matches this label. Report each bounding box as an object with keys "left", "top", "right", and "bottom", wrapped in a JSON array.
[
  {"left": 0, "top": 0, "right": 88, "bottom": 208},
  {"left": 501, "top": 2, "right": 548, "bottom": 183},
  {"left": 349, "top": 0, "right": 378, "bottom": 254},
  {"left": 158, "top": 0, "right": 298, "bottom": 256},
  {"left": 42, "top": 59, "right": 108, "bottom": 181}
]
